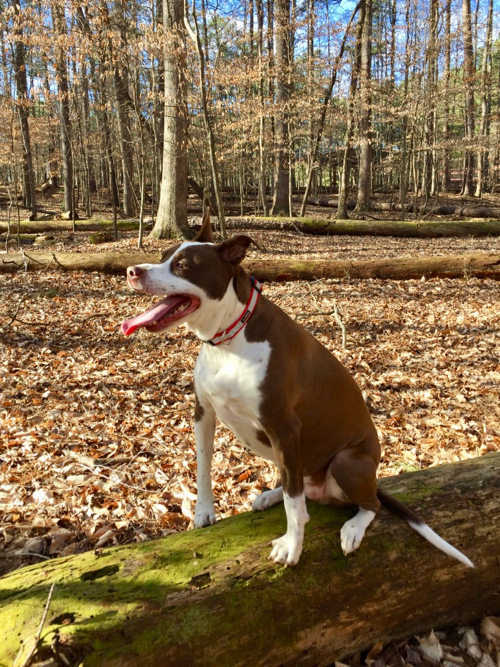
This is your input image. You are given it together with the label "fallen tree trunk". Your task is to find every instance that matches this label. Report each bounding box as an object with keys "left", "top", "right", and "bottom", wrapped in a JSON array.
[
  {"left": 291, "top": 198, "right": 500, "bottom": 218},
  {"left": 1, "top": 454, "right": 498, "bottom": 666},
  {"left": 296, "top": 218, "right": 500, "bottom": 236},
  {"left": 0, "top": 220, "right": 140, "bottom": 234},
  {"left": 2, "top": 250, "right": 500, "bottom": 281}
]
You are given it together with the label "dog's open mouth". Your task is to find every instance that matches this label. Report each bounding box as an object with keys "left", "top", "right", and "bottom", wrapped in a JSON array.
[{"left": 121, "top": 294, "right": 201, "bottom": 336}]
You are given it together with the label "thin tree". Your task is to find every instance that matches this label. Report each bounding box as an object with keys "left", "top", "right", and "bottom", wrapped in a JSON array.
[
  {"left": 150, "top": 0, "right": 190, "bottom": 239},
  {"left": 184, "top": 0, "right": 227, "bottom": 238},
  {"left": 355, "top": 0, "right": 372, "bottom": 213},
  {"left": 461, "top": 0, "right": 475, "bottom": 196},
  {"left": 271, "top": 0, "right": 291, "bottom": 216},
  {"left": 51, "top": 0, "right": 74, "bottom": 217},
  {"left": 10, "top": 0, "right": 36, "bottom": 218}
]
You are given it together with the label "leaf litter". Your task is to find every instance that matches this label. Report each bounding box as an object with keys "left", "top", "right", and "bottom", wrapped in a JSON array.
[{"left": 1, "top": 228, "right": 500, "bottom": 664}]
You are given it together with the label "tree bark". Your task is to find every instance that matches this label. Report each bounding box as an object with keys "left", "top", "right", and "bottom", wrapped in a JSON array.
[
  {"left": 11, "top": 0, "right": 36, "bottom": 218},
  {"left": 51, "top": 0, "right": 74, "bottom": 217},
  {"left": 461, "top": 0, "right": 475, "bottom": 196},
  {"left": 355, "top": 0, "right": 372, "bottom": 213},
  {"left": 271, "top": 0, "right": 291, "bottom": 216},
  {"left": 3, "top": 250, "right": 500, "bottom": 281},
  {"left": 184, "top": 0, "right": 227, "bottom": 237},
  {"left": 150, "top": 0, "right": 190, "bottom": 239},
  {"left": 1, "top": 454, "right": 498, "bottom": 667},
  {"left": 474, "top": 0, "right": 493, "bottom": 198},
  {"left": 294, "top": 219, "right": 500, "bottom": 236}
]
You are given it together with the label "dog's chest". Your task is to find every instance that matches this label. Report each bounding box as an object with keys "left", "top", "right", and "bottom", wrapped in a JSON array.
[{"left": 194, "top": 339, "right": 275, "bottom": 461}]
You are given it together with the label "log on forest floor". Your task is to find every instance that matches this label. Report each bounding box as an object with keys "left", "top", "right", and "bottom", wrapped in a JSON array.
[
  {"left": 1, "top": 454, "right": 499, "bottom": 667},
  {"left": 295, "top": 218, "right": 500, "bottom": 236},
  {"left": 0, "top": 220, "right": 140, "bottom": 235},
  {"left": 2, "top": 250, "right": 500, "bottom": 281}
]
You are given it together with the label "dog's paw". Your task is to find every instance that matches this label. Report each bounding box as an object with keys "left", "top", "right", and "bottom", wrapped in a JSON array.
[
  {"left": 194, "top": 507, "right": 216, "bottom": 529},
  {"left": 340, "top": 510, "right": 376, "bottom": 555},
  {"left": 252, "top": 487, "right": 283, "bottom": 512},
  {"left": 269, "top": 534, "right": 302, "bottom": 566},
  {"left": 340, "top": 521, "right": 363, "bottom": 555}
]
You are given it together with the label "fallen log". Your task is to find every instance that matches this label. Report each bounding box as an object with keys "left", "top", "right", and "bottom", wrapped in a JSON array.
[
  {"left": 0, "top": 220, "right": 139, "bottom": 234},
  {"left": 2, "top": 250, "right": 500, "bottom": 281},
  {"left": 0, "top": 454, "right": 498, "bottom": 667},
  {"left": 296, "top": 218, "right": 500, "bottom": 236},
  {"left": 291, "top": 198, "right": 500, "bottom": 219}
]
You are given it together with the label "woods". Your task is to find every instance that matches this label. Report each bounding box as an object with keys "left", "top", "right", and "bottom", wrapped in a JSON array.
[
  {"left": 1, "top": 0, "right": 500, "bottom": 229},
  {"left": 2, "top": 0, "right": 500, "bottom": 663}
]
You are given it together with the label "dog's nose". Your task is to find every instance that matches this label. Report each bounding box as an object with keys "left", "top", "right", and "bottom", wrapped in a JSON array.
[{"left": 127, "top": 265, "right": 143, "bottom": 279}]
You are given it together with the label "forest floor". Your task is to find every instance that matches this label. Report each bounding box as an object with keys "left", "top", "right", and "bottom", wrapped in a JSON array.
[{"left": 1, "top": 217, "right": 500, "bottom": 666}]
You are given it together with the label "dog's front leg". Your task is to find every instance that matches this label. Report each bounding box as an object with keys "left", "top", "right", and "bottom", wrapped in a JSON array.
[
  {"left": 193, "top": 395, "right": 217, "bottom": 528},
  {"left": 266, "top": 420, "right": 309, "bottom": 566}
]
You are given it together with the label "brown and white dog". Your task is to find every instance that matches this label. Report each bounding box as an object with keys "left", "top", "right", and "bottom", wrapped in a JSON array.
[{"left": 122, "top": 212, "right": 473, "bottom": 568}]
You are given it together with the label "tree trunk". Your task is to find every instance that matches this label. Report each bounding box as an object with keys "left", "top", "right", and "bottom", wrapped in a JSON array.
[
  {"left": 184, "top": 0, "right": 227, "bottom": 237},
  {"left": 271, "top": 0, "right": 291, "bottom": 216},
  {"left": 51, "top": 0, "right": 74, "bottom": 217},
  {"left": 1, "top": 454, "right": 499, "bottom": 667},
  {"left": 338, "top": 6, "right": 363, "bottom": 220},
  {"left": 255, "top": 0, "right": 268, "bottom": 216},
  {"left": 150, "top": 0, "right": 190, "bottom": 239},
  {"left": 299, "top": 1, "right": 362, "bottom": 218},
  {"left": 11, "top": 0, "right": 36, "bottom": 218},
  {"left": 109, "top": 0, "right": 135, "bottom": 217},
  {"left": 461, "top": 0, "right": 475, "bottom": 196},
  {"left": 355, "top": 0, "right": 372, "bottom": 213},
  {"left": 4, "top": 250, "right": 500, "bottom": 281},
  {"left": 474, "top": 0, "right": 493, "bottom": 198}
]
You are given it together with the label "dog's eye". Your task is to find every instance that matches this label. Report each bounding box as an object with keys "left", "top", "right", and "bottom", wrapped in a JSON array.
[{"left": 174, "top": 258, "right": 187, "bottom": 270}]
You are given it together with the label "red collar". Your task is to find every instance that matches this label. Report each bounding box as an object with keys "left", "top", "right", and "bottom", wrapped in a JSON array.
[{"left": 204, "top": 277, "right": 262, "bottom": 346}]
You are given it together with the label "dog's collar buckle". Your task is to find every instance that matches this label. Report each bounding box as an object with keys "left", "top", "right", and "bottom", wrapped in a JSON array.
[{"left": 204, "top": 277, "right": 262, "bottom": 347}]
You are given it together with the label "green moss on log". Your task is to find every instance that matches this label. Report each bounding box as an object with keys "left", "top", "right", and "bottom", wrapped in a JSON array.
[{"left": 1, "top": 455, "right": 499, "bottom": 666}]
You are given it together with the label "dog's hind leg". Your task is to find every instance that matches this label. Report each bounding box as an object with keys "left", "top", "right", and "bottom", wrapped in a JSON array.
[
  {"left": 327, "top": 446, "right": 381, "bottom": 556},
  {"left": 252, "top": 486, "right": 283, "bottom": 511},
  {"left": 193, "top": 393, "right": 217, "bottom": 528}
]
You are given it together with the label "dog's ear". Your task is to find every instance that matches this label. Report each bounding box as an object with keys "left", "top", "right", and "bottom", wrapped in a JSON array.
[
  {"left": 193, "top": 207, "right": 214, "bottom": 243},
  {"left": 216, "top": 235, "right": 259, "bottom": 265}
]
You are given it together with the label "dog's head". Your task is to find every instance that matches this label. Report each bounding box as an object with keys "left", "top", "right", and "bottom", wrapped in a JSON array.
[{"left": 121, "top": 211, "right": 258, "bottom": 337}]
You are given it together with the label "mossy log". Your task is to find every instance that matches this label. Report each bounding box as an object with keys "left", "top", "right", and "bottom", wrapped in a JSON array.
[
  {"left": 0, "top": 220, "right": 139, "bottom": 234},
  {"left": 294, "top": 199, "right": 500, "bottom": 219},
  {"left": 0, "top": 454, "right": 498, "bottom": 666},
  {"left": 2, "top": 250, "right": 500, "bottom": 281},
  {"left": 295, "top": 218, "right": 500, "bottom": 236}
]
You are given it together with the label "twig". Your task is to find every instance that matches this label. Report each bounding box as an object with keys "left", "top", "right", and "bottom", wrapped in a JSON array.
[
  {"left": 14, "top": 552, "right": 51, "bottom": 560},
  {"left": 7, "top": 293, "right": 28, "bottom": 326},
  {"left": 18, "top": 582, "right": 55, "bottom": 667},
  {"left": 295, "top": 306, "right": 347, "bottom": 349}
]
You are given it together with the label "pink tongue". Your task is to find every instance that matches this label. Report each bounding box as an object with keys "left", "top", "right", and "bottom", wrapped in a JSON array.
[{"left": 121, "top": 296, "right": 187, "bottom": 336}]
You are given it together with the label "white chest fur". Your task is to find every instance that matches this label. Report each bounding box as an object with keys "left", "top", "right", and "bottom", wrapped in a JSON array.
[{"left": 194, "top": 336, "right": 275, "bottom": 462}]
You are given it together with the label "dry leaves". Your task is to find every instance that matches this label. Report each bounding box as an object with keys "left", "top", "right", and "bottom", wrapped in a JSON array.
[{"left": 0, "top": 228, "right": 499, "bottom": 582}]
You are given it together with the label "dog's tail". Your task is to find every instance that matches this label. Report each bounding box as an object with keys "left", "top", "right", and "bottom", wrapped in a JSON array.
[{"left": 377, "top": 489, "right": 474, "bottom": 568}]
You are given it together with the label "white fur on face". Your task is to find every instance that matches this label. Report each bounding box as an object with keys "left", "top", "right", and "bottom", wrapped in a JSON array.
[
  {"left": 128, "top": 242, "right": 244, "bottom": 341},
  {"left": 269, "top": 491, "right": 310, "bottom": 566}
]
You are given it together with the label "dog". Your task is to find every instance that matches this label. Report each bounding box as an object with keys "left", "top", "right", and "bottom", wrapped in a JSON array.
[{"left": 121, "top": 210, "right": 474, "bottom": 568}]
